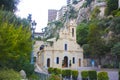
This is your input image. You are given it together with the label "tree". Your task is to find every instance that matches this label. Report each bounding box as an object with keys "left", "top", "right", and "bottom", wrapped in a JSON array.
[
  {"left": 0, "top": 10, "right": 32, "bottom": 72},
  {"left": 111, "top": 42, "right": 120, "bottom": 66},
  {"left": 0, "top": 0, "right": 19, "bottom": 12},
  {"left": 82, "top": 44, "right": 91, "bottom": 58},
  {"left": 90, "top": 6, "right": 101, "bottom": 20},
  {"left": 88, "top": 22, "right": 106, "bottom": 65},
  {"left": 76, "top": 22, "right": 89, "bottom": 46},
  {"left": 105, "top": 0, "right": 118, "bottom": 15},
  {"left": 109, "top": 17, "right": 120, "bottom": 35}
]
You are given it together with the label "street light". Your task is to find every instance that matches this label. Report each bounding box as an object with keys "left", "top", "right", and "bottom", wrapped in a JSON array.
[{"left": 31, "top": 20, "right": 37, "bottom": 64}]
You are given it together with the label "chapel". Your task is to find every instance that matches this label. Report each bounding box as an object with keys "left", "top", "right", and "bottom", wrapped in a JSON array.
[{"left": 37, "top": 20, "right": 83, "bottom": 69}]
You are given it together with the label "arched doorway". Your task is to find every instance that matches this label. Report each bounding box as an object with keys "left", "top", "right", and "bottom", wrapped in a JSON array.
[
  {"left": 62, "top": 56, "right": 68, "bottom": 67},
  {"left": 47, "top": 58, "right": 50, "bottom": 67},
  {"left": 79, "top": 58, "right": 81, "bottom": 67}
]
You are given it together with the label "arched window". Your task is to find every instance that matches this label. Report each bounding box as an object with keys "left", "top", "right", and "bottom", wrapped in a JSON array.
[
  {"left": 65, "top": 44, "right": 67, "bottom": 51},
  {"left": 72, "top": 28, "right": 74, "bottom": 37},
  {"left": 56, "top": 57, "right": 59, "bottom": 64},
  {"left": 73, "top": 57, "right": 75, "bottom": 64},
  {"left": 47, "top": 58, "right": 50, "bottom": 67}
]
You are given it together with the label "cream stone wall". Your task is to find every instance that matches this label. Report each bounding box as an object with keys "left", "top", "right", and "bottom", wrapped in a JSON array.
[{"left": 37, "top": 20, "right": 84, "bottom": 69}]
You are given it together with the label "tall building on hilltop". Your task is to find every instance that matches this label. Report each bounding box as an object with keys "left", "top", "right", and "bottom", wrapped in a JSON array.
[{"left": 48, "top": 9, "right": 58, "bottom": 22}]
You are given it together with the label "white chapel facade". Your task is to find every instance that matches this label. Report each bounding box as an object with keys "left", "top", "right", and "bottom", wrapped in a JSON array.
[{"left": 37, "top": 20, "right": 83, "bottom": 69}]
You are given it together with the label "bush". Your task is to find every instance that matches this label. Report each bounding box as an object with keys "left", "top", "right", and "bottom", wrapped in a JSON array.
[
  {"left": 81, "top": 71, "right": 88, "bottom": 80},
  {"left": 62, "top": 70, "right": 66, "bottom": 78},
  {"left": 65, "top": 69, "right": 72, "bottom": 78},
  {"left": 48, "top": 67, "right": 54, "bottom": 74},
  {"left": 62, "top": 69, "right": 71, "bottom": 78},
  {"left": 0, "top": 69, "right": 21, "bottom": 80},
  {"left": 49, "top": 74, "right": 61, "bottom": 80},
  {"left": 72, "top": 70, "right": 79, "bottom": 80},
  {"left": 53, "top": 68, "right": 62, "bottom": 75},
  {"left": 88, "top": 70, "right": 97, "bottom": 80},
  {"left": 29, "top": 73, "right": 40, "bottom": 80},
  {"left": 97, "top": 71, "right": 109, "bottom": 80}
]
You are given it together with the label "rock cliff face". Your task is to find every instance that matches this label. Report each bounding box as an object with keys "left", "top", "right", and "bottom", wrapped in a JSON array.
[{"left": 44, "top": 0, "right": 106, "bottom": 39}]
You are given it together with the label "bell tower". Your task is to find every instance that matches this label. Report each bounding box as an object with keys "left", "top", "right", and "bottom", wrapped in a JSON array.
[{"left": 69, "top": 20, "right": 77, "bottom": 41}]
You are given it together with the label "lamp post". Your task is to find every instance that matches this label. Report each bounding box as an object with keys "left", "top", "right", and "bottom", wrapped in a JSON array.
[{"left": 31, "top": 20, "right": 37, "bottom": 64}]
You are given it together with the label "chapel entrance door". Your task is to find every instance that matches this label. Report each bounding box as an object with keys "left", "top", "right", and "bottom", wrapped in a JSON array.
[{"left": 62, "top": 56, "right": 68, "bottom": 67}]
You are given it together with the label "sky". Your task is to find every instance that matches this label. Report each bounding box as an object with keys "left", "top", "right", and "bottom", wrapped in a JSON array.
[{"left": 16, "top": 0, "right": 66, "bottom": 32}]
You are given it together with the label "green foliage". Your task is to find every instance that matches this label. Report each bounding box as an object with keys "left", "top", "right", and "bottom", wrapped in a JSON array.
[
  {"left": 0, "top": 0, "right": 19, "bottom": 12},
  {"left": 109, "top": 17, "right": 120, "bottom": 35},
  {"left": 68, "top": 6, "right": 78, "bottom": 19},
  {"left": 0, "top": 69, "right": 21, "bottom": 80},
  {"left": 48, "top": 68, "right": 61, "bottom": 76},
  {"left": 97, "top": 71, "right": 109, "bottom": 80},
  {"left": 86, "top": 0, "right": 94, "bottom": 7},
  {"left": 49, "top": 74, "right": 61, "bottom": 80},
  {"left": 87, "top": 21, "right": 107, "bottom": 64},
  {"left": 29, "top": 73, "right": 40, "bottom": 80},
  {"left": 105, "top": 0, "right": 118, "bottom": 15},
  {"left": 53, "top": 68, "right": 62, "bottom": 75},
  {"left": 44, "top": 20, "right": 63, "bottom": 40},
  {"left": 81, "top": 71, "right": 88, "bottom": 79},
  {"left": 76, "top": 22, "right": 89, "bottom": 46},
  {"left": 62, "top": 70, "right": 66, "bottom": 77},
  {"left": 0, "top": 10, "right": 32, "bottom": 74},
  {"left": 111, "top": 42, "right": 120, "bottom": 56},
  {"left": 0, "top": 10, "right": 30, "bottom": 27},
  {"left": 88, "top": 70, "right": 97, "bottom": 80},
  {"left": 48, "top": 67, "right": 54, "bottom": 74},
  {"left": 102, "top": 63, "right": 114, "bottom": 68},
  {"left": 22, "top": 61, "right": 34, "bottom": 77},
  {"left": 62, "top": 69, "right": 71, "bottom": 78},
  {"left": 90, "top": 6, "right": 101, "bottom": 20},
  {"left": 115, "top": 11, "right": 120, "bottom": 17},
  {"left": 65, "top": 69, "right": 72, "bottom": 78},
  {"left": 72, "top": 70, "right": 79, "bottom": 79},
  {"left": 81, "top": 2, "right": 87, "bottom": 8},
  {"left": 82, "top": 44, "right": 91, "bottom": 58}
]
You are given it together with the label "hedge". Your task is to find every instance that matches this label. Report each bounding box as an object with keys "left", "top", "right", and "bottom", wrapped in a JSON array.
[
  {"left": 97, "top": 71, "right": 109, "bottom": 80},
  {"left": 88, "top": 70, "right": 97, "bottom": 80}
]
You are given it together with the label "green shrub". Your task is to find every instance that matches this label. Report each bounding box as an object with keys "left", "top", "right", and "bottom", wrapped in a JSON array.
[
  {"left": 97, "top": 71, "right": 109, "bottom": 80},
  {"left": 62, "top": 69, "right": 71, "bottom": 78},
  {"left": 48, "top": 67, "right": 54, "bottom": 74},
  {"left": 88, "top": 70, "right": 97, "bottom": 80},
  {"left": 0, "top": 69, "right": 21, "bottom": 80},
  {"left": 29, "top": 73, "right": 40, "bottom": 80},
  {"left": 72, "top": 70, "right": 79, "bottom": 80},
  {"left": 62, "top": 70, "right": 66, "bottom": 78},
  {"left": 49, "top": 74, "right": 61, "bottom": 80},
  {"left": 65, "top": 69, "right": 72, "bottom": 78},
  {"left": 81, "top": 71, "right": 88, "bottom": 79},
  {"left": 53, "top": 68, "right": 62, "bottom": 75}
]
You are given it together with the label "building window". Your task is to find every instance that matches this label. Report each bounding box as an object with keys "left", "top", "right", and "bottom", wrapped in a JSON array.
[
  {"left": 72, "top": 28, "right": 74, "bottom": 37},
  {"left": 56, "top": 57, "right": 59, "bottom": 64},
  {"left": 73, "top": 57, "right": 75, "bottom": 64},
  {"left": 47, "top": 58, "right": 50, "bottom": 67},
  {"left": 65, "top": 44, "right": 67, "bottom": 51}
]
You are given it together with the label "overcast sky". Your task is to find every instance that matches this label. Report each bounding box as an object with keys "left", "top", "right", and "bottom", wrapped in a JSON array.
[{"left": 16, "top": 0, "right": 66, "bottom": 32}]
